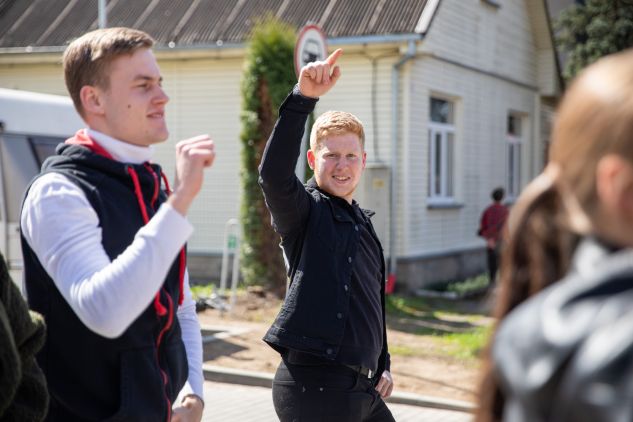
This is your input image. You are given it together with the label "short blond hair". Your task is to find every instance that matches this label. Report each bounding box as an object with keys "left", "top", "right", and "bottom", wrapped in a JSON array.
[
  {"left": 63, "top": 27, "right": 154, "bottom": 116},
  {"left": 310, "top": 111, "right": 365, "bottom": 151}
]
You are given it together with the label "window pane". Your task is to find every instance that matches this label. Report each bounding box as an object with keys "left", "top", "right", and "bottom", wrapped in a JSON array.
[
  {"left": 447, "top": 132, "right": 454, "bottom": 196},
  {"left": 430, "top": 98, "right": 453, "bottom": 123},
  {"left": 29, "top": 136, "right": 63, "bottom": 167},
  {"left": 508, "top": 114, "right": 521, "bottom": 136},
  {"left": 435, "top": 132, "right": 442, "bottom": 195},
  {"left": 0, "top": 135, "right": 41, "bottom": 222}
]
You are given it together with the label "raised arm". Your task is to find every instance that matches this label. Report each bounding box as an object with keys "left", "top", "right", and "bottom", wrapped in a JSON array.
[{"left": 258, "top": 49, "right": 343, "bottom": 236}]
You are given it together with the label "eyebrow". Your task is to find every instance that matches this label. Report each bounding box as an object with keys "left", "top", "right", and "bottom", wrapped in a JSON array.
[{"left": 132, "top": 75, "right": 163, "bottom": 83}]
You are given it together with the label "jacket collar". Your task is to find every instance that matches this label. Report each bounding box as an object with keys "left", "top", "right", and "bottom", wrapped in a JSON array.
[{"left": 305, "top": 177, "right": 375, "bottom": 219}]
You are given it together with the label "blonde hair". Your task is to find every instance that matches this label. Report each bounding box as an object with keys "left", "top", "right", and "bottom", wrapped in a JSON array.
[
  {"left": 310, "top": 111, "right": 365, "bottom": 151},
  {"left": 63, "top": 27, "right": 154, "bottom": 116}
]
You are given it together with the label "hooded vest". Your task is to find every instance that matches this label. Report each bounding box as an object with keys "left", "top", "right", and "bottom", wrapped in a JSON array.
[{"left": 22, "top": 135, "right": 187, "bottom": 422}]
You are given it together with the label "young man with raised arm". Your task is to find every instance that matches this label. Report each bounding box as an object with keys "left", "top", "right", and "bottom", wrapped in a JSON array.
[{"left": 259, "top": 49, "right": 395, "bottom": 422}]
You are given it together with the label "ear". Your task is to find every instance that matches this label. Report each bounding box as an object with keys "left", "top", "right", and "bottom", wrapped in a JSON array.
[
  {"left": 362, "top": 151, "right": 367, "bottom": 170},
  {"left": 307, "top": 149, "right": 315, "bottom": 170},
  {"left": 596, "top": 155, "right": 633, "bottom": 219},
  {"left": 79, "top": 85, "right": 105, "bottom": 116}
]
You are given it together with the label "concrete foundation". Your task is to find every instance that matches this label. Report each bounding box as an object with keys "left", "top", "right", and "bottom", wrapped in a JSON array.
[{"left": 395, "top": 247, "right": 487, "bottom": 293}]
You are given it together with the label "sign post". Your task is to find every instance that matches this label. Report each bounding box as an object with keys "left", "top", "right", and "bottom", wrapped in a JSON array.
[{"left": 294, "top": 25, "right": 328, "bottom": 181}]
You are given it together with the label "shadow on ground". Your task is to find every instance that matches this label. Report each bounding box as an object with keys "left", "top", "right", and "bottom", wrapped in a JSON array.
[
  {"left": 202, "top": 335, "right": 248, "bottom": 362},
  {"left": 386, "top": 293, "right": 493, "bottom": 336}
]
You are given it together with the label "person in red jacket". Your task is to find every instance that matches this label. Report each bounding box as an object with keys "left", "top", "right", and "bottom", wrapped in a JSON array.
[{"left": 478, "top": 187, "right": 508, "bottom": 283}]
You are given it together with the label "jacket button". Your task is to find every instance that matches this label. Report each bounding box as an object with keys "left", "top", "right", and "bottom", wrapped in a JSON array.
[
  {"left": 326, "top": 348, "right": 333, "bottom": 355},
  {"left": 355, "top": 225, "right": 359, "bottom": 231},
  {"left": 337, "top": 313, "right": 343, "bottom": 319},
  {"left": 344, "top": 284, "right": 349, "bottom": 292},
  {"left": 348, "top": 257, "right": 352, "bottom": 263}
]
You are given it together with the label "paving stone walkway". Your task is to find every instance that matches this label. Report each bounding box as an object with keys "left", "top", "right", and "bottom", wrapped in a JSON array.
[{"left": 202, "top": 381, "right": 473, "bottom": 421}]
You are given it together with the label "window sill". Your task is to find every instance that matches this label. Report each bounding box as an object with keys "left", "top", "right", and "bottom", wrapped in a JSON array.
[{"left": 427, "top": 200, "right": 463, "bottom": 210}]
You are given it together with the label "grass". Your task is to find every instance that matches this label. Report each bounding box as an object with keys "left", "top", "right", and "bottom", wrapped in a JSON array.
[
  {"left": 190, "top": 283, "right": 253, "bottom": 300},
  {"left": 386, "top": 292, "right": 493, "bottom": 362},
  {"left": 437, "top": 326, "right": 492, "bottom": 360},
  {"left": 385, "top": 294, "right": 432, "bottom": 317},
  {"left": 444, "top": 274, "right": 490, "bottom": 296},
  {"left": 190, "top": 284, "right": 216, "bottom": 300}
]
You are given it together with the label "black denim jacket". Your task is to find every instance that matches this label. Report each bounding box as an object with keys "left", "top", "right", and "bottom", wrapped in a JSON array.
[{"left": 258, "top": 88, "right": 390, "bottom": 380}]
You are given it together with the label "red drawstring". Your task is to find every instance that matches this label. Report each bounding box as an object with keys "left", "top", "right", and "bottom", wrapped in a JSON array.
[
  {"left": 130, "top": 165, "right": 186, "bottom": 308},
  {"left": 178, "top": 249, "right": 186, "bottom": 305},
  {"left": 143, "top": 163, "right": 160, "bottom": 209},
  {"left": 127, "top": 166, "right": 167, "bottom": 316},
  {"left": 158, "top": 169, "right": 185, "bottom": 306}
]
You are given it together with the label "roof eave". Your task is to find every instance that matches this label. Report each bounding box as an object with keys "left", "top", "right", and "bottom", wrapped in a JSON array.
[{"left": 0, "top": 32, "right": 425, "bottom": 63}]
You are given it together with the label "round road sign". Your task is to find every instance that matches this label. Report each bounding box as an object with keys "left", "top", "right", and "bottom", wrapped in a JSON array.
[{"left": 294, "top": 24, "right": 328, "bottom": 77}]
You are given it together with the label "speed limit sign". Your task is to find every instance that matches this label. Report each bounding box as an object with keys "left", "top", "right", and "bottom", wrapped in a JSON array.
[{"left": 294, "top": 24, "right": 328, "bottom": 78}]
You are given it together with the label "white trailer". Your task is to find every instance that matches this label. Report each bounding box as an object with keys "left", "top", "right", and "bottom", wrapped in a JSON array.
[{"left": 0, "top": 88, "right": 83, "bottom": 284}]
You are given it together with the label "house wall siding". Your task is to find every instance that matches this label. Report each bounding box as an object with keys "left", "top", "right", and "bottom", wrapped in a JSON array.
[
  {"left": 422, "top": 0, "right": 537, "bottom": 87},
  {"left": 0, "top": 58, "right": 244, "bottom": 254},
  {"left": 396, "top": 0, "right": 544, "bottom": 288}
]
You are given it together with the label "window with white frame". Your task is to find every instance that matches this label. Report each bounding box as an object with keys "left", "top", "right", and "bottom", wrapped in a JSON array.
[
  {"left": 428, "top": 97, "right": 455, "bottom": 201},
  {"left": 507, "top": 113, "right": 523, "bottom": 199}
]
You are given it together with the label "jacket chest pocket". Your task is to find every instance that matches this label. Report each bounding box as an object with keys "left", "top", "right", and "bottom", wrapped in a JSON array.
[{"left": 316, "top": 212, "right": 353, "bottom": 253}]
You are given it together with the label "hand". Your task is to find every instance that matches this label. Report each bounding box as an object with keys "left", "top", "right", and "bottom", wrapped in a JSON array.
[
  {"left": 171, "top": 395, "right": 204, "bottom": 422},
  {"left": 168, "top": 135, "right": 216, "bottom": 216},
  {"left": 375, "top": 370, "right": 394, "bottom": 399},
  {"left": 298, "top": 49, "right": 343, "bottom": 98},
  {"left": 486, "top": 238, "right": 496, "bottom": 249}
]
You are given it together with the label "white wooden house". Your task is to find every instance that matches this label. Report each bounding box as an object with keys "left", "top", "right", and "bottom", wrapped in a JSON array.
[{"left": 0, "top": 0, "right": 561, "bottom": 291}]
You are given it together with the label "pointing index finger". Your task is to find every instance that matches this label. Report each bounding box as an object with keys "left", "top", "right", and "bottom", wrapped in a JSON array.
[{"left": 325, "top": 48, "right": 343, "bottom": 66}]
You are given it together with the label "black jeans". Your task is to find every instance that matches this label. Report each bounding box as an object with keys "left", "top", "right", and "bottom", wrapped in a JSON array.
[
  {"left": 487, "top": 246, "right": 500, "bottom": 282},
  {"left": 272, "top": 359, "right": 395, "bottom": 422}
]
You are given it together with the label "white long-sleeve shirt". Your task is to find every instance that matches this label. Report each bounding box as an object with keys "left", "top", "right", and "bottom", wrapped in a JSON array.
[{"left": 21, "top": 128, "right": 203, "bottom": 399}]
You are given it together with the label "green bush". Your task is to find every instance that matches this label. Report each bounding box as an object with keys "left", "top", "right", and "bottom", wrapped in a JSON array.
[{"left": 239, "top": 17, "right": 297, "bottom": 295}]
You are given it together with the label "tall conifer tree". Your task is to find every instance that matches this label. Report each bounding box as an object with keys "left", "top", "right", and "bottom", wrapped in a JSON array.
[{"left": 240, "top": 17, "right": 296, "bottom": 295}]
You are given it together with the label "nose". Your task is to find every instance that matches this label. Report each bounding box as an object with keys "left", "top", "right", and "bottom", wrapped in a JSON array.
[
  {"left": 154, "top": 86, "right": 169, "bottom": 105},
  {"left": 336, "top": 157, "right": 350, "bottom": 169}
]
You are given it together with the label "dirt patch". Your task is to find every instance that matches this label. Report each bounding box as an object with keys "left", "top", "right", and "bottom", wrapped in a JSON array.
[{"left": 196, "top": 290, "right": 484, "bottom": 403}]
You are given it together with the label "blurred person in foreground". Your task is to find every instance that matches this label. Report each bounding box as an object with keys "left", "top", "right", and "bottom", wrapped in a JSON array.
[
  {"left": 478, "top": 187, "right": 509, "bottom": 283},
  {"left": 20, "top": 27, "right": 214, "bottom": 421},
  {"left": 476, "top": 49, "right": 633, "bottom": 422},
  {"left": 258, "top": 49, "right": 395, "bottom": 421},
  {"left": 0, "top": 252, "right": 48, "bottom": 421}
]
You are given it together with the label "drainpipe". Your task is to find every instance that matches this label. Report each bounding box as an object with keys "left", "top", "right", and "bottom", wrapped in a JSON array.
[
  {"left": 98, "top": 0, "right": 107, "bottom": 28},
  {"left": 0, "top": 122, "right": 7, "bottom": 266},
  {"left": 388, "top": 40, "right": 416, "bottom": 293}
]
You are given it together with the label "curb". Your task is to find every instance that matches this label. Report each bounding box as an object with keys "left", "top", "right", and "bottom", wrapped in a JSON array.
[{"left": 202, "top": 364, "right": 475, "bottom": 414}]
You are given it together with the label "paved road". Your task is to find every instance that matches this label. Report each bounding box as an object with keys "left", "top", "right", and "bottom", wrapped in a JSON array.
[{"left": 202, "top": 381, "right": 473, "bottom": 421}]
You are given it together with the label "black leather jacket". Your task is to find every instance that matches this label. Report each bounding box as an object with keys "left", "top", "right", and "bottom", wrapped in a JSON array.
[
  {"left": 493, "top": 238, "right": 633, "bottom": 421},
  {"left": 259, "top": 88, "right": 390, "bottom": 379}
]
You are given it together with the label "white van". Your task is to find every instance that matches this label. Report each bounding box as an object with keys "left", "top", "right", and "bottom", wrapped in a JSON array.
[{"left": 0, "top": 88, "right": 83, "bottom": 284}]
